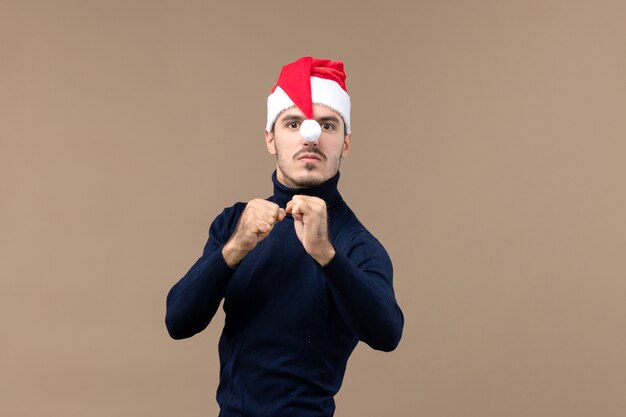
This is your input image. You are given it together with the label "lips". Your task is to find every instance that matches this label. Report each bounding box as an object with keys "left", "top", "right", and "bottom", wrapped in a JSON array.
[
  {"left": 298, "top": 153, "right": 321, "bottom": 161},
  {"left": 295, "top": 148, "right": 326, "bottom": 161}
]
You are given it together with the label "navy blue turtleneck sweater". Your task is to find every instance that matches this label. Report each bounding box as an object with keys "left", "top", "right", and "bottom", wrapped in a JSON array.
[{"left": 165, "top": 171, "right": 404, "bottom": 417}]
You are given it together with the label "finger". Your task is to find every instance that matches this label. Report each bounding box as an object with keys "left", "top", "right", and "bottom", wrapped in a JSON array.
[
  {"left": 257, "top": 199, "right": 281, "bottom": 213},
  {"left": 255, "top": 220, "right": 271, "bottom": 234},
  {"left": 292, "top": 195, "right": 326, "bottom": 210},
  {"left": 264, "top": 207, "right": 284, "bottom": 226},
  {"left": 260, "top": 210, "right": 276, "bottom": 226},
  {"left": 277, "top": 208, "right": 286, "bottom": 221},
  {"left": 291, "top": 200, "right": 309, "bottom": 216},
  {"left": 287, "top": 200, "right": 299, "bottom": 216},
  {"left": 246, "top": 203, "right": 277, "bottom": 226},
  {"left": 298, "top": 196, "right": 326, "bottom": 212},
  {"left": 248, "top": 199, "right": 280, "bottom": 218},
  {"left": 263, "top": 202, "right": 283, "bottom": 222}
]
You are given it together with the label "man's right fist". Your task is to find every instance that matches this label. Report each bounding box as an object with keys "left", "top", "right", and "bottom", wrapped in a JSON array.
[{"left": 222, "top": 199, "right": 286, "bottom": 268}]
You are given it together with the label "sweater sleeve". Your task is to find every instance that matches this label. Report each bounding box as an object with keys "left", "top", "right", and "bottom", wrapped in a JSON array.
[
  {"left": 320, "top": 231, "right": 404, "bottom": 352},
  {"left": 165, "top": 204, "right": 244, "bottom": 340}
]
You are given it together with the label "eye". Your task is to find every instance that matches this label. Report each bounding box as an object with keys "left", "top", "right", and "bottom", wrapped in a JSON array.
[
  {"left": 286, "top": 121, "right": 300, "bottom": 129},
  {"left": 321, "top": 123, "right": 334, "bottom": 130}
]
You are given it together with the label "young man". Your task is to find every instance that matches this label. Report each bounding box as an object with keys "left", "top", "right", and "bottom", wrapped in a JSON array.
[{"left": 165, "top": 56, "right": 404, "bottom": 417}]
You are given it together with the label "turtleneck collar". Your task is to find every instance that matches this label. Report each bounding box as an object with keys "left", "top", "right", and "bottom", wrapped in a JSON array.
[{"left": 271, "top": 170, "right": 344, "bottom": 209}]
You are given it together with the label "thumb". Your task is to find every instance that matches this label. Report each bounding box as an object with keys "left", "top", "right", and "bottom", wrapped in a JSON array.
[
  {"left": 256, "top": 220, "right": 271, "bottom": 234},
  {"left": 277, "top": 208, "right": 287, "bottom": 221}
]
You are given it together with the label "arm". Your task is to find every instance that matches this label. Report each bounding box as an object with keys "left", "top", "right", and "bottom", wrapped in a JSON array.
[
  {"left": 321, "top": 232, "right": 404, "bottom": 352},
  {"left": 164, "top": 205, "right": 243, "bottom": 340},
  {"left": 286, "top": 196, "right": 404, "bottom": 351},
  {"left": 165, "top": 200, "right": 286, "bottom": 339}
]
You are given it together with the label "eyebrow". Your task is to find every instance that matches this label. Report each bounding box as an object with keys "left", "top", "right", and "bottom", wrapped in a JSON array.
[
  {"left": 280, "top": 114, "right": 340, "bottom": 124},
  {"left": 279, "top": 114, "right": 342, "bottom": 125},
  {"left": 317, "top": 116, "right": 341, "bottom": 125},
  {"left": 279, "top": 114, "right": 305, "bottom": 122}
]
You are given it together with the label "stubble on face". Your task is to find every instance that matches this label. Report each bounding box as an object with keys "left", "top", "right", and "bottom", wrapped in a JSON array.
[
  {"left": 269, "top": 104, "right": 349, "bottom": 189},
  {"left": 276, "top": 145, "right": 342, "bottom": 188}
]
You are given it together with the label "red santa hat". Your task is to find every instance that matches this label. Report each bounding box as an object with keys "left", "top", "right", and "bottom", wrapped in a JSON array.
[{"left": 266, "top": 56, "right": 351, "bottom": 142}]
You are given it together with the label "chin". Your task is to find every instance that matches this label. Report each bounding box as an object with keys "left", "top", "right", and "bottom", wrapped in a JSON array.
[
  {"left": 277, "top": 162, "right": 331, "bottom": 188},
  {"left": 292, "top": 173, "right": 325, "bottom": 188}
]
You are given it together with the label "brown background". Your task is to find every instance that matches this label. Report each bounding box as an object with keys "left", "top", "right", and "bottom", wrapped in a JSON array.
[{"left": 2, "top": 1, "right": 625, "bottom": 416}]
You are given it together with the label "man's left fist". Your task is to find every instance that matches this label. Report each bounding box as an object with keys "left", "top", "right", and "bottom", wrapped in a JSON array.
[{"left": 285, "top": 195, "right": 336, "bottom": 266}]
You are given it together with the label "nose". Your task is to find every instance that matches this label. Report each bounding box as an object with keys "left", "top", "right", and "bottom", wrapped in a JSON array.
[{"left": 299, "top": 119, "right": 321, "bottom": 143}]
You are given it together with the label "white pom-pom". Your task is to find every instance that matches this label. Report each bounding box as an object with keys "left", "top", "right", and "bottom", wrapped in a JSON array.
[{"left": 300, "top": 119, "right": 322, "bottom": 142}]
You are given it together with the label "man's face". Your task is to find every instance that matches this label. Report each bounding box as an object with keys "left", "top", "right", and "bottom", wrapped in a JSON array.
[{"left": 265, "top": 104, "right": 351, "bottom": 189}]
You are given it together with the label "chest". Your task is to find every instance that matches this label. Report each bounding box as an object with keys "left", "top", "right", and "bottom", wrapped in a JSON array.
[{"left": 223, "top": 219, "right": 332, "bottom": 324}]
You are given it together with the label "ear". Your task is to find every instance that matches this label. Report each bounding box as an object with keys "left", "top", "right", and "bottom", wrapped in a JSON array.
[
  {"left": 265, "top": 130, "right": 277, "bottom": 155},
  {"left": 341, "top": 133, "right": 352, "bottom": 158}
]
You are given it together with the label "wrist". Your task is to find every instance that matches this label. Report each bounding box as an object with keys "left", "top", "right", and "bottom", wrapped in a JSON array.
[
  {"left": 312, "top": 244, "right": 336, "bottom": 267},
  {"left": 222, "top": 240, "right": 247, "bottom": 268}
]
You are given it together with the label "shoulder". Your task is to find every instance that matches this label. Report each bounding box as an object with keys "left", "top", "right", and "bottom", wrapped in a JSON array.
[
  {"left": 208, "top": 202, "right": 246, "bottom": 236},
  {"left": 218, "top": 201, "right": 247, "bottom": 220},
  {"left": 333, "top": 203, "right": 391, "bottom": 259}
]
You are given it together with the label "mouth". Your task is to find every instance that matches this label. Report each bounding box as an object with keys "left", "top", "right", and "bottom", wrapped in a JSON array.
[
  {"left": 296, "top": 150, "right": 326, "bottom": 162},
  {"left": 298, "top": 153, "right": 322, "bottom": 162}
]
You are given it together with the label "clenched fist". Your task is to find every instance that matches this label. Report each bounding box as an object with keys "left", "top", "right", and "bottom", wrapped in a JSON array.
[
  {"left": 286, "top": 195, "right": 336, "bottom": 266},
  {"left": 222, "top": 199, "right": 286, "bottom": 267}
]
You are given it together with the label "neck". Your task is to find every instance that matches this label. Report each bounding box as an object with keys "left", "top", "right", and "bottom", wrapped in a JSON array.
[{"left": 271, "top": 170, "right": 343, "bottom": 209}]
